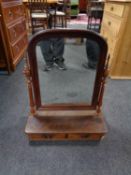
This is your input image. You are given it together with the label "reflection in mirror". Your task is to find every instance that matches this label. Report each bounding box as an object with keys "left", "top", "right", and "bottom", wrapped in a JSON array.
[{"left": 36, "top": 37, "right": 100, "bottom": 105}]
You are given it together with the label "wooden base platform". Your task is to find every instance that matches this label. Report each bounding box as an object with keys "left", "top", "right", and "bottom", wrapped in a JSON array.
[{"left": 25, "top": 113, "right": 107, "bottom": 141}]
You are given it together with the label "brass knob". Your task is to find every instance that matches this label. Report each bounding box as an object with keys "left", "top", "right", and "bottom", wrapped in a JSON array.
[
  {"left": 110, "top": 6, "right": 114, "bottom": 11},
  {"left": 8, "top": 10, "right": 13, "bottom": 16},
  {"left": 13, "top": 29, "right": 16, "bottom": 37},
  {"left": 108, "top": 21, "right": 111, "bottom": 26},
  {"left": 81, "top": 134, "right": 90, "bottom": 138},
  {"left": 43, "top": 134, "right": 52, "bottom": 139},
  {"left": 104, "top": 37, "right": 108, "bottom": 41},
  {"left": 16, "top": 45, "right": 19, "bottom": 52},
  {"left": 123, "top": 60, "right": 128, "bottom": 64}
]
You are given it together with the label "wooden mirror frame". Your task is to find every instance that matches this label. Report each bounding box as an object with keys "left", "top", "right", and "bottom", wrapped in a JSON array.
[{"left": 24, "top": 29, "right": 109, "bottom": 141}]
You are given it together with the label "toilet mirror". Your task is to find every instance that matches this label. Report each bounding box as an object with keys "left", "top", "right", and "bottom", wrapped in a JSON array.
[{"left": 26, "top": 29, "right": 108, "bottom": 114}]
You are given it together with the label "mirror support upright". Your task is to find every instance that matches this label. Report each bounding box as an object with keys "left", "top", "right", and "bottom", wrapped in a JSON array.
[
  {"left": 23, "top": 56, "right": 36, "bottom": 115},
  {"left": 24, "top": 29, "right": 109, "bottom": 141}
]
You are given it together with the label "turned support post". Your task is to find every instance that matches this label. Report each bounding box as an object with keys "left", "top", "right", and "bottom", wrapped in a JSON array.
[
  {"left": 97, "top": 54, "right": 110, "bottom": 113},
  {"left": 23, "top": 54, "right": 36, "bottom": 115}
]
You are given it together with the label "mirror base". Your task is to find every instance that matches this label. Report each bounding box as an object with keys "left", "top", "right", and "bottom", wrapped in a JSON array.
[{"left": 25, "top": 113, "right": 107, "bottom": 141}]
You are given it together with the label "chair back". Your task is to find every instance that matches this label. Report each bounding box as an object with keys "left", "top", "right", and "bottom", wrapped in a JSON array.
[
  {"left": 87, "top": 0, "right": 104, "bottom": 19},
  {"left": 28, "top": 0, "right": 49, "bottom": 14},
  {"left": 28, "top": 0, "right": 50, "bottom": 33}
]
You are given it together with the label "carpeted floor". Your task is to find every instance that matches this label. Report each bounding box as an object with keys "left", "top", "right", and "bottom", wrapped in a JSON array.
[
  {"left": 0, "top": 55, "right": 131, "bottom": 174},
  {"left": 37, "top": 42, "right": 96, "bottom": 104}
]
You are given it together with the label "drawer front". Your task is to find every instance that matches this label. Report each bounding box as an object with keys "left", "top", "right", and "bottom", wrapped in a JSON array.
[
  {"left": 3, "top": 5, "right": 24, "bottom": 24},
  {"left": 11, "top": 35, "right": 28, "bottom": 59},
  {"left": 105, "top": 2, "right": 125, "bottom": 17},
  {"left": 102, "top": 13, "right": 122, "bottom": 37},
  {"left": 8, "top": 20, "right": 26, "bottom": 43},
  {"left": 29, "top": 133, "right": 101, "bottom": 140}
]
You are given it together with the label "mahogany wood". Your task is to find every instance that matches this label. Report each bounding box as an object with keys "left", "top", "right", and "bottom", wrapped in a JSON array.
[
  {"left": 25, "top": 114, "right": 107, "bottom": 141},
  {"left": 24, "top": 29, "right": 109, "bottom": 141}
]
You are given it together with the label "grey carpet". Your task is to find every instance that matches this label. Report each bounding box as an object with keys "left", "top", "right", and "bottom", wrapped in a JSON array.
[
  {"left": 0, "top": 59, "right": 131, "bottom": 174},
  {"left": 37, "top": 42, "right": 96, "bottom": 104},
  {"left": 0, "top": 60, "right": 131, "bottom": 175}
]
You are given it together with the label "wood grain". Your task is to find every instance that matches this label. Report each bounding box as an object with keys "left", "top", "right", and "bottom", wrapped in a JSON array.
[
  {"left": 24, "top": 29, "right": 108, "bottom": 141},
  {"left": 25, "top": 114, "right": 107, "bottom": 141}
]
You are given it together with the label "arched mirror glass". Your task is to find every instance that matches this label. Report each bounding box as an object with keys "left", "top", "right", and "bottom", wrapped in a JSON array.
[{"left": 36, "top": 37, "right": 99, "bottom": 105}]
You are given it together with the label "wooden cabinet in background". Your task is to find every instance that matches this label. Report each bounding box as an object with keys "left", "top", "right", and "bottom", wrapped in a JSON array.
[
  {"left": 0, "top": 14, "right": 10, "bottom": 73},
  {"left": 0, "top": 0, "right": 28, "bottom": 73},
  {"left": 101, "top": 0, "right": 131, "bottom": 79}
]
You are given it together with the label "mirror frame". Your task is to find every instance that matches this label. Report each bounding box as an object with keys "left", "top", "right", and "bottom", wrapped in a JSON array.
[{"left": 25, "top": 29, "right": 108, "bottom": 114}]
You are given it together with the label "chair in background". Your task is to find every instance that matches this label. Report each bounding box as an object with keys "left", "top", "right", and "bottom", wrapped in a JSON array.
[
  {"left": 49, "top": 0, "right": 69, "bottom": 28},
  {"left": 28, "top": 0, "right": 50, "bottom": 34},
  {"left": 87, "top": 0, "right": 104, "bottom": 32}
]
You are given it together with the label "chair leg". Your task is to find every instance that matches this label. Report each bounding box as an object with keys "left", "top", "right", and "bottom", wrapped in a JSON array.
[
  {"left": 62, "top": 16, "right": 64, "bottom": 28},
  {"left": 91, "top": 17, "right": 93, "bottom": 29},
  {"left": 99, "top": 18, "right": 102, "bottom": 32},
  {"left": 87, "top": 16, "right": 90, "bottom": 29},
  {"left": 52, "top": 15, "right": 67, "bottom": 28},
  {"left": 48, "top": 16, "right": 52, "bottom": 29},
  {"left": 32, "top": 28, "right": 35, "bottom": 34},
  {"left": 31, "top": 19, "right": 34, "bottom": 34},
  {"left": 64, "top": 17, "right": 67, "bottom": 28},
  {"left": 54, "top": 15, "right": 56, "bottom": 28}
]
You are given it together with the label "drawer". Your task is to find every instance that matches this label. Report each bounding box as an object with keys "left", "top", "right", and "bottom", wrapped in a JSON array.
[
  {"left": 105, "top": 2, "right": 125, "bottom": 17},
  {"left": 8, "top": 20, "right": 26, "bottom": 43},
  {"left": 68, "top": 133, "right": 91, "bottom": 139},
  {"left": 3, "top": 5, "right": 24, "bottom": 24},
  {"left": 29, "top": 133, "right": 100, "bottom": 140},
  {"left": 102, "top": 13, "right": 122, "bottom": 37},
  {"left": 11, "top": 35, "right": 28, "bottom": 59}
]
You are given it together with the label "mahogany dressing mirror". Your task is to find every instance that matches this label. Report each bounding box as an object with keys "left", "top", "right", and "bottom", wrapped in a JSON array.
[{"left": 24, "top": 29, "right": 109, "bottom": 141}]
